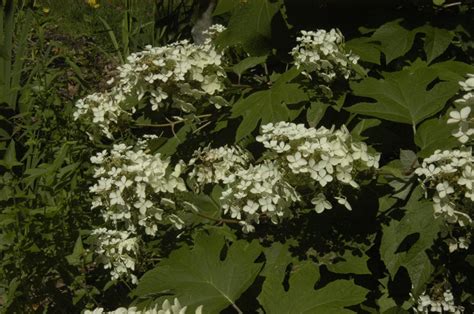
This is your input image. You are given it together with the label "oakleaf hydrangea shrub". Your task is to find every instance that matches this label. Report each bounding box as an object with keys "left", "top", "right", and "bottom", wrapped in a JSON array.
[
  {"left": 74, "top": 36, "right": 227, "bottom": 139},
  {"left": 291, "top": 29, "right": 359, "bottom": 83},
  {"left": 68, "top": 16, "right": 474, "bottom": 313},
  {"left": 85, "top": 298, "right": 203, "bottom": 314}
]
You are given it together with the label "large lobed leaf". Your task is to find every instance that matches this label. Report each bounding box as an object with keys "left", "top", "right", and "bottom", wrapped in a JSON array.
[
  {"left": 415, "top": 117, "right": 459, "bottom": 158},
  {"left": 231, "top": 68, "right": 308, "bottom": 141},
  {"left": 371, "top": 19, "right": 416, "bottom": 64},
  {"left": 258, "top": 244, "right": 368, "bottom": 313},
  {"left": 346, "top": 21, "right": 453, "bottom": 65},
  {"left": 216, "top": 0, "right": 282, "bottom": 55},
  {"left": 133, "top": 231, "right": 263, "bottom": 313},
  {"left": 380, "top": 187, "right": 442, "bottom": 294},
  {"left": 348, "top": 64, "right": 458, "bottom": 128}
]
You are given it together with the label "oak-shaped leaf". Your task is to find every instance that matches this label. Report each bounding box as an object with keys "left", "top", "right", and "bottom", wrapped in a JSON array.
[
  {"left": 415, "top": 117, "right": 458, "bottom": 158},
  {"left": 216, "top": 0, "right": 282, "bottom": 55},
  {"left": 348, "top": 64, "right": 458, "bottom": 128},
  {"left": 371, "top": 19, "right": 416, "bottom": 64},
  {"left": 380, "top": 187, "right": 442, "bottom": 295},
  {"left": 231, "top": 69, "right": 307, "bottom": 141},
  {"left": 417, "top": 25, "right": 454, "bottom": 64},
  {"left": 133, "top": 231, "right": 263, "bottom": 313},
  {"left": 258, "top": 259, "right": 367, "bottom": 313}
]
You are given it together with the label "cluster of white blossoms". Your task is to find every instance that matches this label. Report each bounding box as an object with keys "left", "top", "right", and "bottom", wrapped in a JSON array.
[
  {"left": 89, "top": 141, "right": 187, "bottom": 281},
  {"left": 448, "top": 74, "right": 474, "bottom": 144},
  {"left": 91, "top": 228, "right": 139, "bottom": 284},
  {"left": 290, "top": 29, "right": 359, "bottom": 83},
  {"left": 415, "top": 149, "right": 473, "bottom": 251},
  {"left": 256, "top": 122, "right": 380, "bottom": 213},
  {"left": 220, "top": 161, "right": 300, "bottom": 232},
  {"left": 202, "top": 24, "right": 226, "bottom": 44},
  {"left": 74, "top": 27, "right": 226, "bottom": 139},
  {"left": 414, "top": 289, "right": 464, "bottom": 313},
  {"left": 187, "top": 145, "right": 251, "bottom": 191},
  {"left": 114, "top": 40, "right": 226, "bottom": 111},
  {"left": 196, "top": 122, "right": 380, "bottom": 232},
  {"left": 73, "top": 91, "right": 130, "bottom": 139},
  {"left": 85, "top": 298, "right": 203, "bottom": 314},
  {"left": 90, "top": 142, "right": 187, "bottom": 234}
]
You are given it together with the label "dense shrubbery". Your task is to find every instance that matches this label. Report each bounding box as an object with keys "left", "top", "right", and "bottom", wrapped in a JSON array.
[{"left": 1, "top": 0, "right": 474, "bottom": 313}]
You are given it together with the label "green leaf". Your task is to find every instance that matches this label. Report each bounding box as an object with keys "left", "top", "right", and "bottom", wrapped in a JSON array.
[
  {"left": 346, "top": 37, "right": 381, "bottom": 65},
  {"left": 232, "top": 80, "right": 307, "bottom": 141},
  {"left": 431, "top": 61, "right": 474, "bottom": 82},
  {"left": 348, "top": 64, "right": 459, "bottom": 127},
  {"left": 232, "top": 55, "right": 267, "bottom": 77},
  {"left": 380, "top": 187, "right": 442, "bottom": 294},
  {"left": 306, "top": 101, "right": 330, "bottom": 128},
  {"left": 0, "top": 140, "right": 22, "bottom": 170},
  {"left": 371, "top": 20, "right": 416, "bottom": 64},
  {"left": 399, "top": 149, "right": 419, "bottom": 173},
  {"left": 133, "top": 231, "right": 263, "bottom": 313},
  {"left": 260, "top": 242, "right": 296, "bottom": 277},
  {"left": 213, "top": 0, "right": 239, "bottom": 16},
  {"left": 217, "top": 0, "right": 282, "bottom": 55},
  {"left": 66, "top": 235, "right": 84, "bottom": 266},
  {"left": 415, "top": 117, "right": 459, "bottom": 157},
  {"left": 350, "top": 118, "right": 381, "bottom": 141},
  {"left": 326, "top": 251, "right": 371, "bottom": 275},
  {"left": 259, "top": 262, "right": 368, "bottom": 313},
  {"left": 418, "top": 26, "right": 453, "bottom": 63}
]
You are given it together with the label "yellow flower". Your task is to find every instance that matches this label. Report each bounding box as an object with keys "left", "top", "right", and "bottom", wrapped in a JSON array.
[{"left": 86, "top": 0, "right": 100, "bottom": 8}]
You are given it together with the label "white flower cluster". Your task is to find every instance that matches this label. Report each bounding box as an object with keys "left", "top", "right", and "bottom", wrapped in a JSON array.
[
  {"left": 200, "top": 122, "right": 380, "bottom": 232},
  {"left": 220, "top": 161, "right": 300, "bottom": 232},
  {"left": 90, "top": 142, "right": 187, "bottom": 234},
  {"left": 188, "top": 145, "right": 251, "bottom": 190},
  {"left": 73, "top": 91, "right": 129, "bottom": 139},
  {"left": 115, "top": 40, "right": 225, "bottom": 111},
  {"left": 202, "top": 24, "right": 226, "bottom": 44},
  {"left": 91, "top": 228, "right": 139, "bottom": 284},
  {"left": 74, "top": 32, "right": 226, "bottom": 138},
  {"left": 414, "top": 290, "right": 464, "bottom": 313},
  {"left": 89, "top": 141, "right": 187, "bottom": 281},
  {"left": 85, "top": 298, "right": 203, "bottom": 314},
  {"left": 415, "top": 149, "right": 473, "bottom": 251},
  {"left": 256, "top": 122, "right": 380, "bottom": 213},
  {"left": 290, "top": 29, "right": 359, "bottom": 83},
  {"left": 448, "top": 74, "right": 474, "bottom": 144}
]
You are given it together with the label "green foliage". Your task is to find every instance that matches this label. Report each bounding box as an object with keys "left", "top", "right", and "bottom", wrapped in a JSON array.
[
  {"left": 134, "top": 231, "right": 263, "bottom": 313},
  {"left": 2, "top": 1, "right": 474, "bottom": 313},
  {"left": 231, "top": 68, "right": 307, "bottom": 141},
  {"left": 259, "top": 261, "right": 368, "bottom": 313},
  {"left": 216, "top": 0, "right": 283, "bottom": 55},
  {"left": 415, "top": 117, "right": 459, "bottom": 157},
  {"left": 380, "top": 188, "right": 442, "bottom": 294},
  {"left": 348, "top": 63, "right": 459, "bottom": 128},
  {"left": 418, "top": 25, "right": 454, "bottom": 64},
  {"left": 371, "top": 20, "right": 416, "bottom": 64}
]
